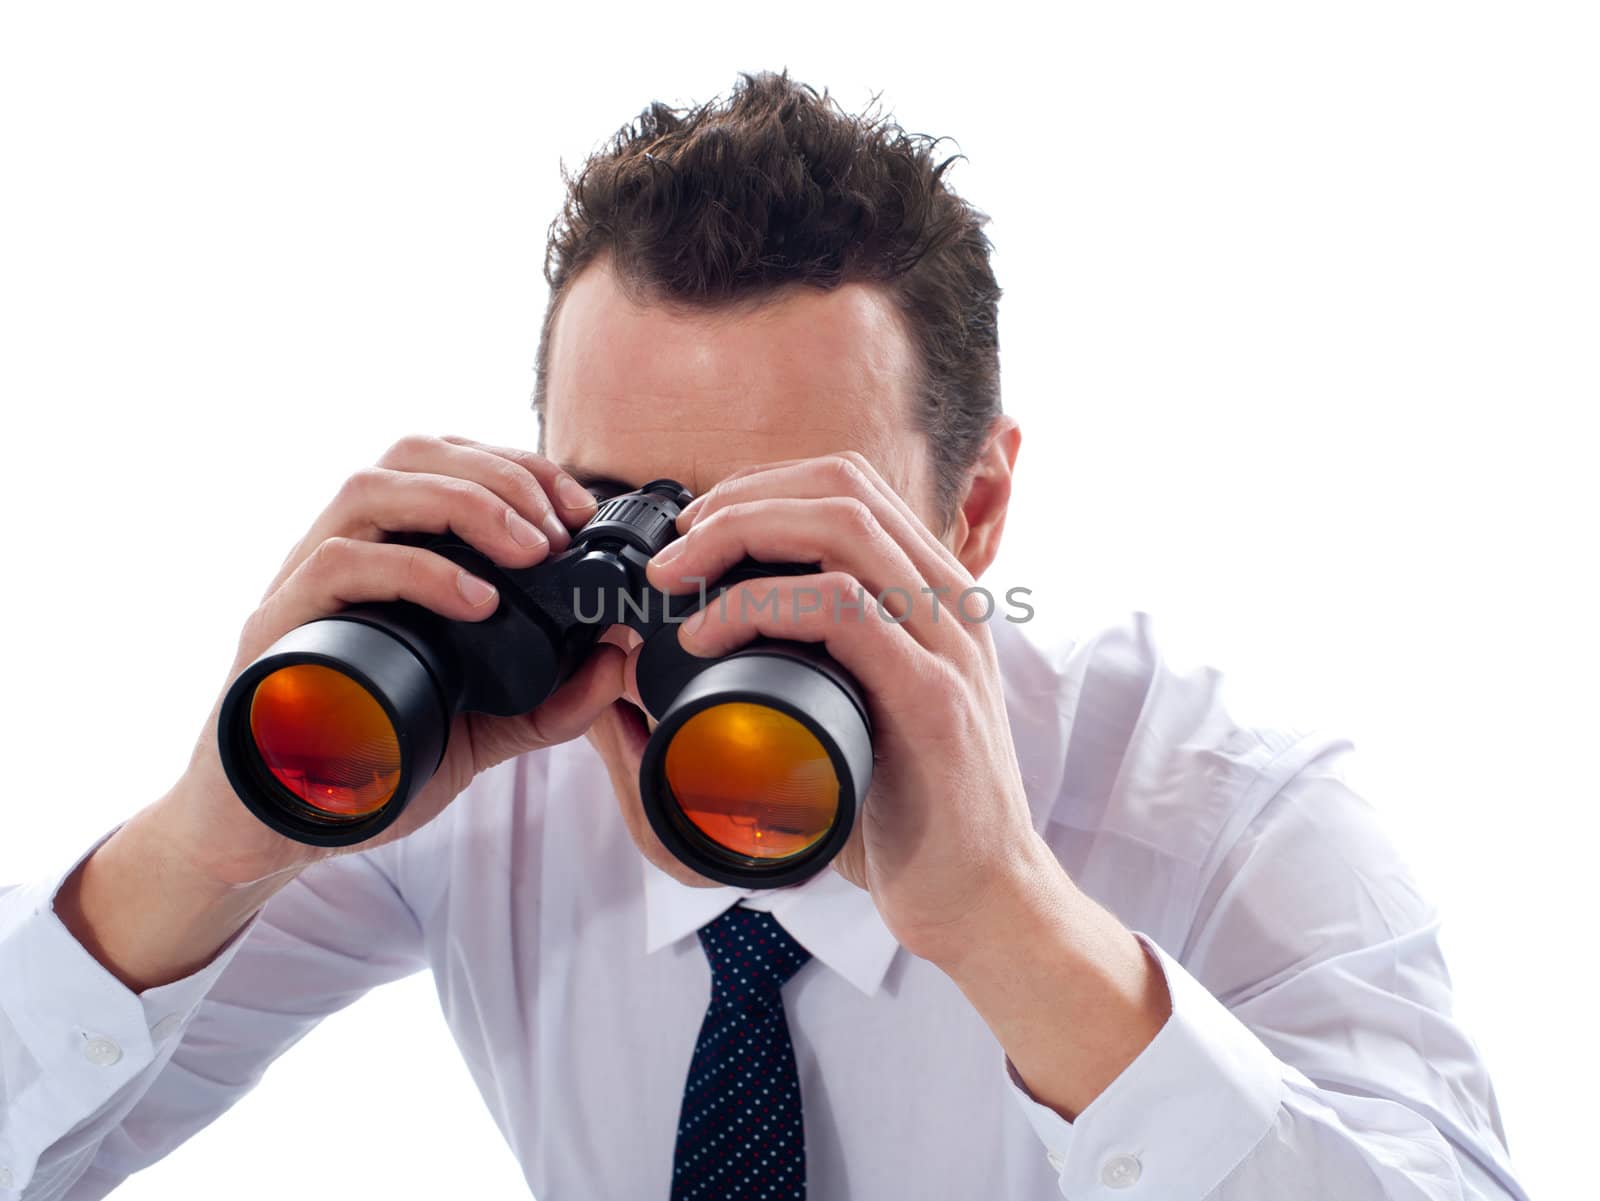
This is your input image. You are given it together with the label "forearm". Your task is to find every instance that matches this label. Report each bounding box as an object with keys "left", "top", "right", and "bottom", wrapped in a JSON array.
[
  {"left": 927, "top": 833, "right": 1171, "bottom": 1122},
  {"left": 51, "top": 795, "right": 303, "bottom": 994}
]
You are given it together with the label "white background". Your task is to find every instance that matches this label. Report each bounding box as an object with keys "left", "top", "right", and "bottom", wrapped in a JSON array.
[{"left": 1, "top": 3, "right": 1593, "bottom": 1197}]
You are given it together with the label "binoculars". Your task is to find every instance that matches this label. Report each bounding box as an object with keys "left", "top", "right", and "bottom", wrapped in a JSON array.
[{"left": 216, "top": 479, "right": 872, "bottom": 888}]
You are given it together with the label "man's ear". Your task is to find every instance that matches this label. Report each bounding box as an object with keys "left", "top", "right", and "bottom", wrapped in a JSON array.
[{"left": 945, "top": 414, "right": 1021, "bottom": 580}]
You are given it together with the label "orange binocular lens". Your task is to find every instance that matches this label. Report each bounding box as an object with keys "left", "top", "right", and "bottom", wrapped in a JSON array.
[
  {"left": 662, "top": 702, "right": 839, "bottom": 860},
  {"left": 247, "top": 664, "right": 402, "bottom": 818}
]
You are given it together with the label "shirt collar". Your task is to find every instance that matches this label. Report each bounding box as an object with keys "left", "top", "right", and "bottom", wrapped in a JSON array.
[{"left": 641, "top": 853, "right": 902, "bottom": 998}]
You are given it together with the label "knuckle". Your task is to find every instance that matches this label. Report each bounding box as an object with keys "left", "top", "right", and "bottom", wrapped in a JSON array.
[
  {"left": 439, "top": 474, "right": 500, "bottom": 517},
  {"left": 379, "top": 432, "right": 433, "bottom": 466},
  {"left": 923, "top": 658, "right": 962, "bottom": 697},
  {"left": 816, "top": 571, "right": 860, "bottom": 612},
  {"left": 821, "top": 454, "right": 869, "bottom": 495},
  {"left": 306, "top": 535, "right": 356, "bottom": 578},
  {"left": 831, "top": 495, "right": 876, "bottom": 536},
  {"left": 689, "top": 488, "right": 732, "bottom": 525},
  {"left": 836, "top": 449, "right": 873, "bottom": 476},
  {"left": 510, "top": 446, "right": 555, "bottom": 475},
  {"left": 237, "top": 602, "right": 273, "bottom": 651},
  {"left": 694, "top": 501, "right": 740, "bottom": 540},
  {"left": 815, "top": 569, "right": 855, "bottom": 594},
  {"left": 706, "top": 464, "right": 753, "bottom": 493},
  {"left": 399, "top": 545, "right": 431, "bottom": 591},
  {"left": 966, "top": 622, "right": 999, "bottom": 666},
  {"left": 489, "top": 455, "right": 548, "bottom": 510},
  {"left": 334, "top": 465, "right": 383, "bottom": 505}
]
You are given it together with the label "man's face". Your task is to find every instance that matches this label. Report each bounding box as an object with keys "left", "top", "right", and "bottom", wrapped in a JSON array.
[{"left": 542, "top": 255, "right": 944, "bottom": 888}]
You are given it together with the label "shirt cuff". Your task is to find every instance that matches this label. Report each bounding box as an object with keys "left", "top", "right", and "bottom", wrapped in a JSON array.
[
  {"left": 1002, "top": 931, "right": 1286, "bottom": 1199},
  {"left": 0, "top": 820, "right": 265, "bottom": 1192}
]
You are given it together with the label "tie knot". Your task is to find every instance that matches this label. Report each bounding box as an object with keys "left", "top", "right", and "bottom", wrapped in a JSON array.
[{"left": 698, "top": 904, "right": 813, "bottom": 1003}]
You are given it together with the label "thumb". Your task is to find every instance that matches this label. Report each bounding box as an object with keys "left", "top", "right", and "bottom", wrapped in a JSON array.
[{"left": 470, "top": 641, "right": 628, "bottom": 770}]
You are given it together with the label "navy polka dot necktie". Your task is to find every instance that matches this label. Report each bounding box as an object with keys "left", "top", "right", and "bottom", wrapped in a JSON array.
[{"left": 671, "top": 902, "right": 814, "bottom": 1200}]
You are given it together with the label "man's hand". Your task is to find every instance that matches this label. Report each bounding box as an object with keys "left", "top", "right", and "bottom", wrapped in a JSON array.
[
  {"left": 166, "top": 433, "right": 623, "bottom": 889},
  {"left": 60, "top": 433, "right": 627, "bottom": 996},
  {"left": 646, "top": 450, "right": 1171, "bottom": 1121},
  {"left": 644, "top": 450, "right": 1044, "bottom": 965}
]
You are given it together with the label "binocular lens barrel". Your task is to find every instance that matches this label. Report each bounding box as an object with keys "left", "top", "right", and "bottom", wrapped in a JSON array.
[
  {"left": 639, "top": 650, "right": 870, "bottom": 887},
  {"left": 663, "top": 702, "right": 839, "bottom": 859},
  {"left": 248, "top": 663, "right": 403, "bottom": 818},
  {"left": 222, "top": 621, "right": 870, "bottom": 883},
  {"left": 216, "top": 479, "right": 873, "bottom": 884},
  {"left": 218, "top": 615, "right": 450, "bottom": 846}
]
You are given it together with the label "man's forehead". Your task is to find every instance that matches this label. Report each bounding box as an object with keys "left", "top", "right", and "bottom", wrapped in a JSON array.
[{"left": 541, "top": 259, "right": 929, "bottom": 503}]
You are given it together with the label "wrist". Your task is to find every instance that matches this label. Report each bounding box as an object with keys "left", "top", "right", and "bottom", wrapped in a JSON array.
[
  {"left": 913, "top": 831, "right": 1069, "bottom": 978},
  {"left": 54, "top": 802, "right": 297, "bottom": 995},
  {"left": 153, "top": 768, "right": 326, "bottom": 889},
  {"left": 925, "top": 836, "right": 1172, "bottom": 1120}
]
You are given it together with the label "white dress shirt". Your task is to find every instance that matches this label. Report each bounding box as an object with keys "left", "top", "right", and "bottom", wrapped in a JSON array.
[{"left": 0, "top": 612, "right": 1531, "bottom": 1200}]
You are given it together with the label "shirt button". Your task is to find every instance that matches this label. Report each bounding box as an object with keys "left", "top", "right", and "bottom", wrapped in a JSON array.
[
  {"left": 0, "top": 1164, "right": 14, "bottom": 1187},
  {"left": 82, "top": 1035, "right": 123, "bottom": 1066},
  {"left": 1045, "top": 1150, "right": 1065, "bottom": 1172},
  {"left": 151, "top": 1013, "right": 184, "bottom": 1042},
  {"left": 1101, "top": 1153, "right": 1142, "bottom": 1188}
]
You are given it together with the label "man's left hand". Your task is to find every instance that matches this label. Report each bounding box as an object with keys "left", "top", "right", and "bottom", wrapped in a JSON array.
[{"left": 645, "top": 451, "right": 1052, "bottom": 967}]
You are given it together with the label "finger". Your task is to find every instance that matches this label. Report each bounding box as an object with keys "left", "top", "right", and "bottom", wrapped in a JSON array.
[
  {"left": 680, "top": 453, "right": 970, "bottom": 589},
  {"left": 674, "top": 572, "right": 942, "bottom": 720},
  {"left": 819, "top": 450, "right": 970, "bottom": 575},
  {"left": 527, "top": 640, "right": 629, "bottom": 744},
  {"left": 677, "top": 457, "right": 810, "bottom": 524},
  {"left": 244, "top": 536, "right": 500, "bottom": 661},
  {"left": 264, "top": 445, "right": 568, "bottom": 598},
  {"left": 473, "top": 640, "right": 628, "bottom": 763},
  {"left": 434, "top": 433, "right": 601, "bottom": 525},
  {"left": 651, "top": 495, "right": 913, "bottom": 596},
  {"left": 334, "top": 467, "right": 557, "bottom": 568},
  {"left": 379, "top": 433, "right": 588, "bottom": 549},
  {"left": 647, "top": 496, "right": 964, "bottom": 652}
]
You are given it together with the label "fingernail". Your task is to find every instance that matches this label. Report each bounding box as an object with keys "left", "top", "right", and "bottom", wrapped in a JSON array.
[
  {"left": 506, "top": 508, "right": 549, "bottom": 549},
  {"left": 651, "top": 539, "right": 684, "bottom": 571},
  {"left": 556, "top": 475, "right": 597, "bottom": 511},
  {"left": 458, "top": 569, "right": 497, "bottom": 606},
  {"left": 540, "top": 510, "right": 569, "bottom": 544},
  {"left": 681, "top": 606, "right": 708, "bottom": 638}
]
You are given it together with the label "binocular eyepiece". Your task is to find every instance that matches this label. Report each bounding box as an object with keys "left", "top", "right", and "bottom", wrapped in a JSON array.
[{"left": 216, "top": 479, "right": 872, "bottom": 888}]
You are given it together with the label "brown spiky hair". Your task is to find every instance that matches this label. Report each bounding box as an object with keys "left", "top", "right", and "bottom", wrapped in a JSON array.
[{"left": 530, "top": 68, "right": 1003, "bottom": 526}]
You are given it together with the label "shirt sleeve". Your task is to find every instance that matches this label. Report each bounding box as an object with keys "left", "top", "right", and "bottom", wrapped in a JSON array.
[
  {"left": 0, "top": 820, "right": 429, "bottom": 1199},
  {"left": 999, "top": 741, "right": 1533, "bottom": 1201}
]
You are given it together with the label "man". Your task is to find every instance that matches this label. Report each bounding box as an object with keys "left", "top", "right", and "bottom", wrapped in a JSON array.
[{"left": 0, "top": 69, "right": 1528, "bottom": 1199}]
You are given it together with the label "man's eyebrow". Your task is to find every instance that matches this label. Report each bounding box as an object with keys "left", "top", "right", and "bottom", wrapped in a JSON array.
[{"left": 560, "top": 465, "right": 637, "bottom": 497}]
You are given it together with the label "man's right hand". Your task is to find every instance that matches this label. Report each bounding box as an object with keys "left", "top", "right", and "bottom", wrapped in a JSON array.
[
  {"left": 153, "top": 433, "right": 625, "bottom": 890},
  {"left": 52, "top": 434, "right": 626, "bottom": 995}
]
